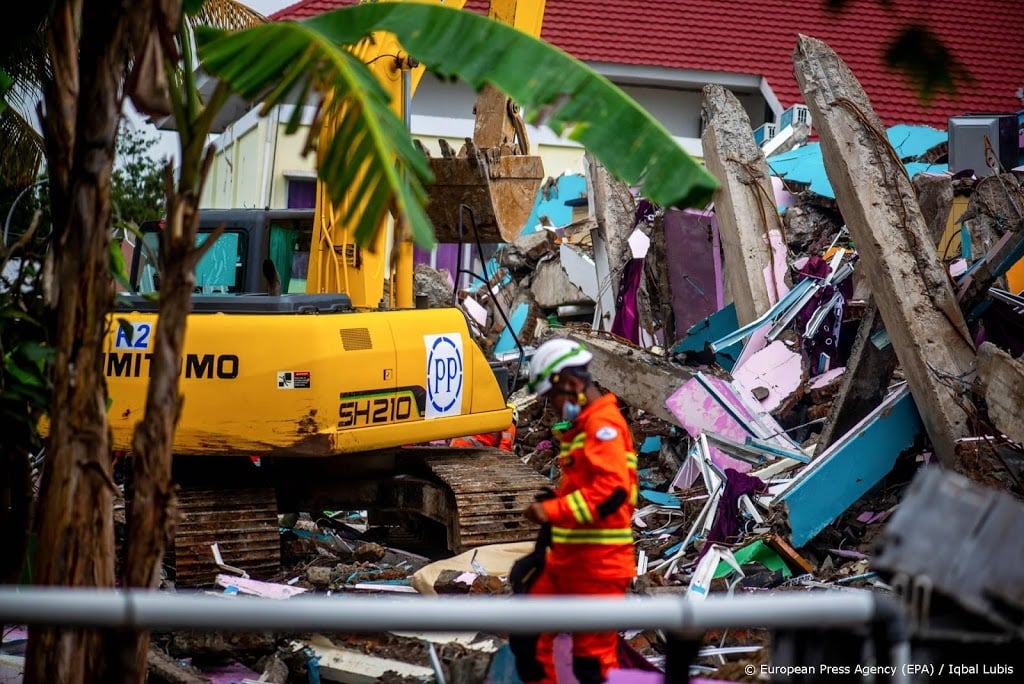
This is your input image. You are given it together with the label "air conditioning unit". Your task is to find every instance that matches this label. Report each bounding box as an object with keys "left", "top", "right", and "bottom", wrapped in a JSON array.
[
  {"left": 753, "top": 122, "right": 777, "bottom": 146},
  {"left": 948, "top": 113, "right": 1020, "bottom": 176},
  {"left": 779, "top": 104, "right": 811, "bottom": 131}
]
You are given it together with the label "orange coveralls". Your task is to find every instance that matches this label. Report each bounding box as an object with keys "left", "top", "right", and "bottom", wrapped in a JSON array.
[
  {"left": 449, "top": 422, "right": 516, "bottom": 451},
  {"left": 522, "top": 392, "right": 638, "bottom": 684}
]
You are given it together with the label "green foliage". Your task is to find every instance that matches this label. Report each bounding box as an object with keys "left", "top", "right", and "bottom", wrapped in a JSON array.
[
  {"left": 0, "top": 68, "right": 11, "bottom": 115},
  {"left": 112, "top": 123, "right": 166, "bottom": 230},
  {"left": 884, "top": 24, "right": 973, "bottom": 104},
  {"left": 0, "top": 233, "right": 52, "bottom": 447},
  {"left": 197, "top": 3, "right": 718, "bottom": 248},
  {"left": 183, "top": 0, "right": 206, "bottom": 15},
  {"left": 824, "top": 0, "right": 971, "bottom": 101}
]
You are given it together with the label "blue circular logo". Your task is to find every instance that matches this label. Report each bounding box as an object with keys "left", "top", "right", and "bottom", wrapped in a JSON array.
[{"left": 427, "top": 336, "right": 463, "bottom": 413}]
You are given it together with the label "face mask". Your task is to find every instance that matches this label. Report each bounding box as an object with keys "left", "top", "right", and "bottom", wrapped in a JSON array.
[{"left": 561, "top": 400, "right": 581, "bottom": 422}]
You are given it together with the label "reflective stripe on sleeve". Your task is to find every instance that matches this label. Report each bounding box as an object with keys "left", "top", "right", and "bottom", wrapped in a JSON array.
[
  {"left": 550, "top": 526, "right": 634, "bottom": 544},
  {"left": 560, "top": 433, "right": 587, "bottom": 458},
  {"left": 567, "top": 490, "right": 594, "bottom": 524}
]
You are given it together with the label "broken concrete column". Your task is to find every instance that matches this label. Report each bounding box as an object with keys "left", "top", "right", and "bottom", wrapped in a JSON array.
[
  {"left": 912, "top": 173, "right": 954, "bottom": 247},
  {"left": 531, "top": 259, "right": 593, "bottom": 308},
  {"left": 793, "top": 35, "right": 975, "bottom": 467},
  {"left": 701, "top": 84, "right": 786, "bottom": 326},
  {"left": 976, "top": 342, "right": 1024, "bottom": 445},
  {"left": 555, "top": 328, "right": 695, "bottom": 425},
  {"left": 586, "top": 153, "right": 635, "bottom": 330},
  {"left": 959, "top": 173, "right": 1024, "bottom": 248}
]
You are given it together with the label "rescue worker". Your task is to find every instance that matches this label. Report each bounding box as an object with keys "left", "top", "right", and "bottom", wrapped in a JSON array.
[
  {"left": 511, "top": 338, "right": 638, "bottom": 684},
  {"left": 449, "top": 405, "right": 517, "bottom": 451}
]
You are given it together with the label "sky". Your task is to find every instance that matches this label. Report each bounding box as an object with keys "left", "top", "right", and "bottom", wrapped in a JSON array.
[{"left": 242, "top": 0, "right": 295, "bottom": 18}]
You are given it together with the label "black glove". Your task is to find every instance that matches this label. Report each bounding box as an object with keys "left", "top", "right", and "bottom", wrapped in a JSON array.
[
  {"left": 510, "top": 518, "right": 552, "bottom": 594},
  {"left": 510, "top": 549, "right": 543, "bottom": 594}
]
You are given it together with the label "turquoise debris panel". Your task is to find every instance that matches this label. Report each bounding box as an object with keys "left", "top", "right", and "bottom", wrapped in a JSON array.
[
  {"left": 904, "top": 161, "right": 949, "bottom": 178},
  {"left": 521, "top": 174, "right": 587, "bottom": 235},
  {"left": 639, "top": 489, "right": 681, "bottom": 508},
  {"left": 768, "top": 125, "right": 950, "bottom": 201},
  {"left": 494, "top": 302, "right": 530, "bottom": 354},
  {"left": 887, "top": 124, "right": 947, "bottom": 160},
  {"left": 776, "top": 385, "right": 923, "bottom": 548},
  {"left": 466, "top": 255, "right": 508, "bottom": 294},
  {"left": 768, "top": 143, "right": 833, "bottom": 198},
  {"left": 672, "top": 303, "right": 742, "bottom": 371},
  {"left": 641, "top": 435, "right": 662, "bottom": 453}
]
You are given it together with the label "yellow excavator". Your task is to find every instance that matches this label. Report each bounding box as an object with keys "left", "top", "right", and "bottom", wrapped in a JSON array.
[{"left": 107, "top": 0, "right": 550, "bottom": 585}]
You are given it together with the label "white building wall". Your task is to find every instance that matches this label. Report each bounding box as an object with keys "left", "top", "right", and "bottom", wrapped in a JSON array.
[{"left": 201, "top": 69, "right": 774, "bottom": 209}]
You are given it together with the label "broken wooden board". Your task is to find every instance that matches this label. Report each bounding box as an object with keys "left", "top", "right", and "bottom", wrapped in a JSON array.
[
  {"left": 976, "top": 342, "right": 1024, "bottom": 444},
  {"left": 557, "top": 328, "right": 696, "bottom": 425},
  {"left": 773, "top": 384, "right": 922, "bottom": 548},
  {"left": 793, "top": 35, "right": 975, "bottom": 467},
  {"left": 301, "top": 635, "right": 433, "bottom": 683},
  {"left": 763, "top": 533, "right": 815, "bottom": 575},
  {"left": 701, "top": 84, "right": 785, "bottom": 326}
]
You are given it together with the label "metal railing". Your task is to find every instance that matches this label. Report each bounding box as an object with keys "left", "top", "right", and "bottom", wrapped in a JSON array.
[{"left": 0, "top": 587, "right": 910, "bottom": 682}]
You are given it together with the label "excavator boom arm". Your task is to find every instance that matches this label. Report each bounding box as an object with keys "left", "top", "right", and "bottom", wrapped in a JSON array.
[{"left": 307, "top": 0, "right": 548, "bottom": 307}]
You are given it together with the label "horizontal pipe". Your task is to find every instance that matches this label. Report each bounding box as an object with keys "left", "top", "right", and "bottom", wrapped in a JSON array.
[{"left": 0, "top": 587, "right": 882, "bottom": 635}]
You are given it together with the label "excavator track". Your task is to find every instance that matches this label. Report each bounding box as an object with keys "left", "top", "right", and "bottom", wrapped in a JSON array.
[
  {"left": 406, "top": 447, "right": 552, "bottom": 552},
  {"left": 169, "top": 448, "right": 550, "bottom": 585},
  {"left": 174, "top": 486, "right": 280, "bottom": 587}
]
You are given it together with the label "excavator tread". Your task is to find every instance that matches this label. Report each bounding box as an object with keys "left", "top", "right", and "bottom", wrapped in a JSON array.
[
  {"left": 174, "top": 486, "right": 280, "bottom": 587},
  {"left": 413, "top": 447, "right": 552, "bottom": 552}
]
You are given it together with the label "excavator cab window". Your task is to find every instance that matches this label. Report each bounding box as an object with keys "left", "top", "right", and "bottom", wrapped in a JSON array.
[
  {"left": 132, "top": 229, "right": 248, "bottom": 295},
  {"left": 267, "top": 222, "right": 312, "bottom": 294}
]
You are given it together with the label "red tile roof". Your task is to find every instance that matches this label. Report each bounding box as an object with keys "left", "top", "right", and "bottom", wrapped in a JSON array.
[{"left": 272, "top": 1, "right": 1024, "bottom": 129}]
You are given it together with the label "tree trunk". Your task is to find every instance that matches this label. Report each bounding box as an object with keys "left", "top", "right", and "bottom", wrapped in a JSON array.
[
  {"left": 25, "top": 1, "right": 152, "bottom": 682},
  {"left": 116, "top": 19, "right": 221, "bottom": 684},
  {"left": 117, "top": 185, "right": 207, "bottom": 682}
]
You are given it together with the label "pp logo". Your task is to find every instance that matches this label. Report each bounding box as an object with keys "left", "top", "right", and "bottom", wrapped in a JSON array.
[{"left": 425, "top": 334, "right": 463, "bottom": 419}]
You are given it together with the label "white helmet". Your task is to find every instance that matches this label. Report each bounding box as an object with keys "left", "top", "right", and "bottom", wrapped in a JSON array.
[{"left": 528, "top": 339, "right": 593, "bottom": 396}]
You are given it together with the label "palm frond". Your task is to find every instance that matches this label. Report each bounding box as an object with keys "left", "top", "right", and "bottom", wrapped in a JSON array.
[
  {"left": 198, "top": 3, "right": 717, "bottom": 248},
  {"left": 0, "top": 107, "right": 44, "bottom": 188},
  {"left": 189, "top": 0, "right": 267, "bottom": 32}
]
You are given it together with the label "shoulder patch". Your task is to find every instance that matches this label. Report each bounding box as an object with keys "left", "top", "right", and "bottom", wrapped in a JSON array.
[{"left": 595, "top": 426, "right": 618, "bottom": 441}]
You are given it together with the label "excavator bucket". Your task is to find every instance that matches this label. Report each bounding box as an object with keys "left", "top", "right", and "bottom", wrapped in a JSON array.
[
  {"left": 425, "top": 81, "right": 545, "bottom": 244},
  {"left": 427, "top": 151, "right": 544, "bottom": 243}
]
